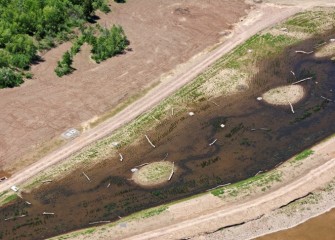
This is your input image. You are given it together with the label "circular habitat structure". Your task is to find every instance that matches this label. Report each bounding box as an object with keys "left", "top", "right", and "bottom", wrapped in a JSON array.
[
  {"left": 132, "top": 161, "right": 175, "bottom": 187},
  {"left": 262, "top": 85, "right": 305, "bottom": 106}
]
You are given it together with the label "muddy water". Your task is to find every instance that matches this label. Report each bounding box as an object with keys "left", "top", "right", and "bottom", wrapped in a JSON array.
[
  {"left": 1, "top": 34, "right": 335, "bottom": 239},
  {"left": 257, "top": 208, "right": 335, "bottom": 240}
]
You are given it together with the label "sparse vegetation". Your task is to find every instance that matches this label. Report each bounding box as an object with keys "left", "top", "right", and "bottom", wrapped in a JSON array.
[
  {"left": 55, "top": 24, "right": 128, "bottom": 76},
  {"left": 1, "top": 194, "right": 18, "bottom": 206},
  {"left": 295, "top": 149, "right": 314, "bottom": 161}
]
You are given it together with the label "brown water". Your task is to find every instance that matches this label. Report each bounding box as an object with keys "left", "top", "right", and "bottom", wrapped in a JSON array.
[
  {"left": 257, "top": 208, "right": 335, "bottom": 240},
  {"left": 1, "top": 34, "right": 335, "bottom": 239}
]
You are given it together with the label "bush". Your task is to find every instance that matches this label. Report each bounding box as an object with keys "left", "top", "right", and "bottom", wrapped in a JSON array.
[
  {"left": 54, "top": 51, "right": 73, "bottom": 77},
  {"left": 91, "top": 25, "right": 128, "bottom": 63},
  {"left": 0, "top": 68, "right": 23, "bottom": 88}
]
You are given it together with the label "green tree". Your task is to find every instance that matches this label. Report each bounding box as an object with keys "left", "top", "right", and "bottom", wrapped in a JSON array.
[
  {"left": 83, "top": 0, "right": 94, "bottom": 19},
  {"left": 62, "top": 51, "right": 72, "bottom": 65}
]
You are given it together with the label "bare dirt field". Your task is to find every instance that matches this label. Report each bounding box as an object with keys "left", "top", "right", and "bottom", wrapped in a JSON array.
[{"left": 0, "top": 0, "right": 249, "bottom": 173}]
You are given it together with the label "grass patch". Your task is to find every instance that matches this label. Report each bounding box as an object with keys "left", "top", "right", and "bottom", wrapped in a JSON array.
[
  {"left": 51, "top": 205, "right": 168, "bottom": 240},
  {"left": 141, "top": 206, "right": 168, "bottom": 218},
  {"left": 295, "top": 149, "right": 314, "bottom": 161},
  {"left": 284, "top": 10, "right": 335, "bottom": 34},
  {"left": 211, "top": 172, "right": 282, "bottom": 197},
  {"left": 1, "top": 194, "right": 18, "bottom": 206},
  {"left": 133, "top": 161, "right": 174, "bottom": 186}
]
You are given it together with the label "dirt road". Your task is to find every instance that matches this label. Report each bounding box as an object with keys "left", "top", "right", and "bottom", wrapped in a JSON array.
[{"left": 0, "top": 4, "right": 301, "bottom": 194}]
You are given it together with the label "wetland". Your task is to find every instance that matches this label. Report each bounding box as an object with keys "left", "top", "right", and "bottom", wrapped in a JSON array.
[{"left": 1, "top": 24, "right": 335, "bottom": 240}]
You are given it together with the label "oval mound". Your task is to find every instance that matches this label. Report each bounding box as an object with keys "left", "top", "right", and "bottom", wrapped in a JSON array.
[
  {"left": 262, "top": 85, "right": 305, "bottom": 106},
  {"left": 132, "top": 161, "right": 175, "bottom": 187}
]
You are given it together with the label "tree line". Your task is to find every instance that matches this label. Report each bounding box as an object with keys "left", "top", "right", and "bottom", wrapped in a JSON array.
[{"left": 0, "top": 0, "right": 111, "bottom": 88}]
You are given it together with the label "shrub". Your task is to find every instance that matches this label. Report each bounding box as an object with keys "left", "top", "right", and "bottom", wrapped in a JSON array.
[
  {"left": 91, "top": 25, "right": 128, "bottom": 63},
  {"left": 0, "top": 68, "right": 23, "bottom": 88}
]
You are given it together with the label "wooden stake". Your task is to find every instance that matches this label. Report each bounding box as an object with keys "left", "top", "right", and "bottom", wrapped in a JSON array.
[
  {"left": 168, "top": 162, "right": 175, "bottom": 181},
  {"left": 119, "top": 153, "right": 123, "bottom": 162},
  {"left": 292, "top": 77, "right": 313, "bottom": 85},
  {"left": 82, "top": 172, "right": 91, "bottom": 182},
  {"left": 171, "top": 108, "right": 174, "bottom": 116},
  {"left": 145, "top": 134, "right": 156, "bottom": 148}
]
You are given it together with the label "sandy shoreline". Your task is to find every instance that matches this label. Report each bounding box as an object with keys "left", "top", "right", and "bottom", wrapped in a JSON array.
[{"left": 198, "top": 172, "right": 335, "bottom": 240}]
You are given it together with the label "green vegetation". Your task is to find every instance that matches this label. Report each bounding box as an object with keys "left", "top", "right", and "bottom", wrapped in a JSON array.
[
  {"left": 0, "top": 0, "right": 111, "bottom": 86},
  {"left": 295, "top": 149, "right": 314, "bottom": 161},
  {"left": 91, "top": 25, "right": 128, "bottom": 63},
  {"left": 142, "top": 206, "right": 168, "bottom": 218},
  {"left": 284, "top": 11, "right": 335, "bottom": 34},
  {"left": 1, "top": 194, "right": 18, "bottom": 205},
  {"left": 0, "top": 67, "right": 23, "bottom": 88},
  {"left": 55, "top": 51, "right": 73, "bottom": 77},
  {"left": 51, "top": 205, "right": 167, "bottom": 240},
  {"left": 211, "top": 172, "right": 282, "bottom": 197},
  {"left": 55, "top": 24, "right": 128, "bottom": 76}
]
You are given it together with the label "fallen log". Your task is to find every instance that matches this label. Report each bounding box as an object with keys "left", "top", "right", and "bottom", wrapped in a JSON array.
[
  {"left": 162, "top": 152, "right": 169, "bottom": 161},
  {"left": 168, "top": 162, "right": 175, "bottom": 181},
  {"left": 295, "top": 50, "right": 314, "bottom": 54},
  {"left": 42, "top": 180, "right": 53, "bottom": 183},
  {"left": 82, "top": 172, "right": 91, "bottom": 182},
  {"left": 288, "top": 101, "right": 295, "bottom": 114},
  {"left": 207, "top": 183, "right": 231, "bottom": 191},
  {"left": 321, "top": 96, "right": 333, "bottom": 102},
  {"left": 134, "top": 163, "right": 149, "bottom": 168},
  {"left": 145, "top": 134, "right": 156, "bottom": 148},
  {"left": 43, "top": 212, "right": 55, "bottom": 215},
  {"left": 5, "top": 215, "right": 26, "bottom": 221},
  {"left": 210, "top": 101, "right": 220, "bottom": 106},
  {"left": 89, "top": 220, "right": 110, "bottom": 225},
  {"left": 291, "top": 77, "right": 312, "bottom": 85},
  {"left": 209, "top": 139, "right": 217, "bottom": 146}
]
